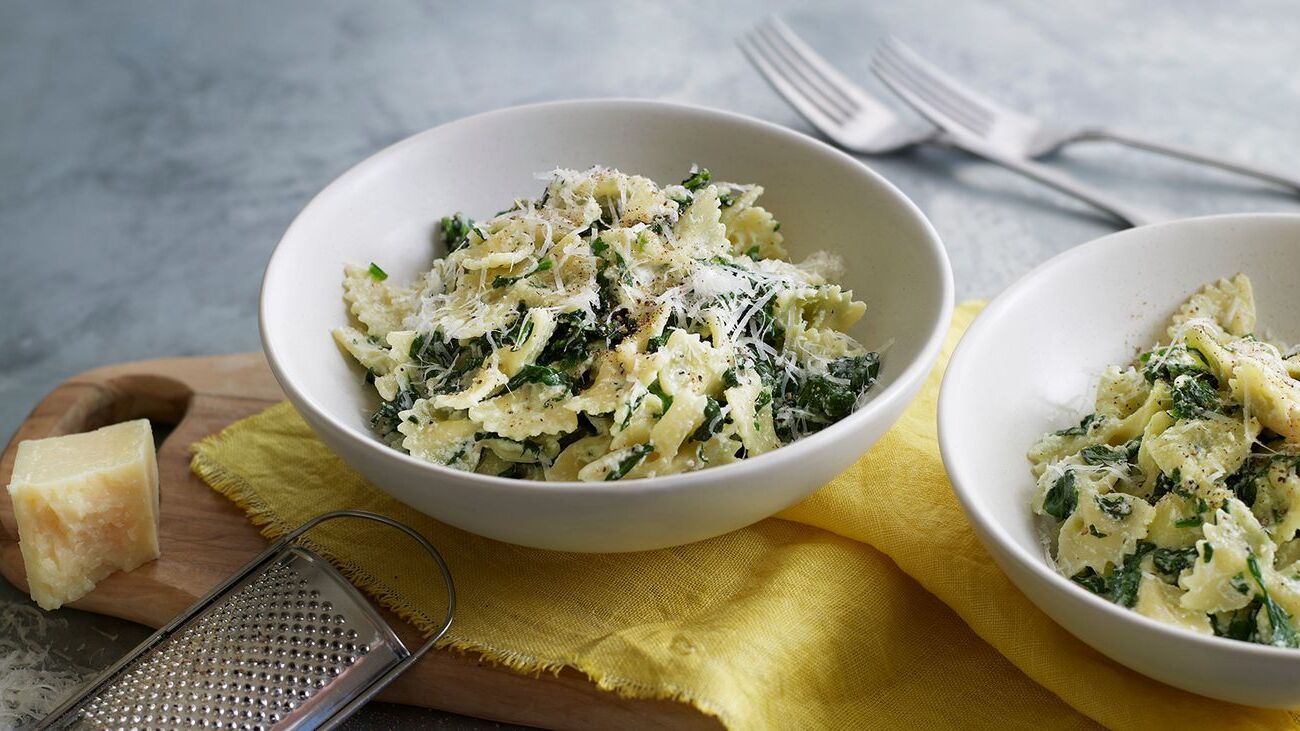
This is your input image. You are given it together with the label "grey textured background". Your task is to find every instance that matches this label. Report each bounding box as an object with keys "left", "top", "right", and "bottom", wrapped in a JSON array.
[{"left": 2, "top": 1, "right": 1298, "bottom": 727}]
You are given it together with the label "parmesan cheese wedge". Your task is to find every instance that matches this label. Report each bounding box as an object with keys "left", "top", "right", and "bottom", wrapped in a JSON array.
[{"left": 6, "top": 419, "right": 160, "bottom": 610}]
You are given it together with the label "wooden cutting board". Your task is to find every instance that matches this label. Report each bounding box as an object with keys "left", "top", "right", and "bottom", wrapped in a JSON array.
[{"left": 0, "top": 354, "right": 719, "bottom": 730}]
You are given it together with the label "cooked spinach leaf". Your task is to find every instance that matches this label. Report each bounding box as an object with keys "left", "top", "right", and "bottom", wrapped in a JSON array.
[
  {"left": 1248, "top": 553, "right": 1300, "bottom": 647},
  {"left": 1170, "top": 373, "right": 1221, "bottom": 420},
  {"left": 793, "top": 353, "right": 881, "bottom": 428},
  {"left": 1094, "top": 494, "right": 1133, "bottom": 519},
  {"left": 1152, "top": 546, "right": 1198, "bottom": 576},
  {"left": 440, "top": 214, "right": 475, "bottom": 251},
  {"left": 1141, "top": 345, "right": 1212, "bottom": 384},
  {"left": 690, "top": 398, "right": 724, "bottom": 443},
  {"left": 1043, "top": 471, "right": 1077, "bottom": 521},
  {"left": 1071, "top": 568, "right": 1109, "bottom": 595},
  {"left": 648, "top": 379, "right": 673, "bottom": 415},
  {"left": 506, "top": 364, "right": 575, "bottom": 391},
  {"left": 681, "top": 167, "right": 711, "bottom": 191},
  {"left": 1214, "top": 601, "right": 1262, "bottom": 642},
  {"left": 370, "top": 387, "right": 419, "bottom": 442},
  {"left": 1081, "top": 444, "right": 1130, "bottom": 466},
  {"left": 605, "top": 443, "right": 654, "bottom": 481},
  {"left": 1109, "top": 542, "right": 1155, "bottom": 608},
  {"left": 1054, "top": 413, "right": 1103, "bottom": 437}
]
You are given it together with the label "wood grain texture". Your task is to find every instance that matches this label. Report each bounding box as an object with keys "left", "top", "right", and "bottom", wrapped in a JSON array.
[{"left": 0, "top": 354, "right": 720, "bottom": 731}]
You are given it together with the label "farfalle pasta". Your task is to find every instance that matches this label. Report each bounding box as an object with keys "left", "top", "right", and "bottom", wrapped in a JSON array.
[
  {"left": 334, "top": 167, "right": 880, "bottom": 481},
  {"left": 1029, "top": 274, "right": 1300, "bottom": 646}
]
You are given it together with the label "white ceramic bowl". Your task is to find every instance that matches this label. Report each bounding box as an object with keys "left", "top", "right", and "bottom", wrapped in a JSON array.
[
  {"left": 940, "top": 213, "right": 1300, "bottom": 706},
  {"left": 262, "top": 99, "right": 953, "bottom": 552}
]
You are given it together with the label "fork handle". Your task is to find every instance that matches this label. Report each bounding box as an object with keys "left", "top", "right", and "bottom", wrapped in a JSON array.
[
  {"left": 1076, "top": 127, "right": 1300, "bottom": 195},
  {"left": 947, "top": 137, "right": 1165, "bottom": 228}
]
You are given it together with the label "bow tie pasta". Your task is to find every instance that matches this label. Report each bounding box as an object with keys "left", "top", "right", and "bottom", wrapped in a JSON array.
[
  {"left": 334, "top": 166, "right": 881, "bottom": 481},
  {"left": 1029, "top": 274, "right": 1300, "bottom": 647}
]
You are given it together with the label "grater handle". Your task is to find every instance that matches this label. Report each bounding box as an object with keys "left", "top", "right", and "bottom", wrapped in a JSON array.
[{"left": 286, "top": 510, "right": 457, "bottom": 730}]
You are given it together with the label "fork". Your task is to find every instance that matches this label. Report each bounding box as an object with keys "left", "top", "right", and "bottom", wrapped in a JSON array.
[
  {"left": 740, "top": 19, "right": 1162, "bottom": 227},
  {"left": 873, "top": 37, "right": 1300, "bottom": 196},
  {"left": 869, "top": 38, "right": 1167, "bottom": 227}
]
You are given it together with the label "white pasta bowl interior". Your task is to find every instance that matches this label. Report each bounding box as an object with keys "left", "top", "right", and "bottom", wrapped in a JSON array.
[
  {"left": 939, "top": 213, "right": 1300, "bottom": 706},
  {"left": 261, "top": 99, "right": 952, "bottom": 552}
]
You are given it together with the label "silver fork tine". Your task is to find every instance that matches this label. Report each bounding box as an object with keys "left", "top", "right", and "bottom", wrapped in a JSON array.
[
  {"left": 877, "top": 38, "right": 998, "bottom": 133},
  {"left": 758, "top": 19, "right": 862, "bottom": 114},
  {"left": 871, "top": 41, "right": 1165, "bottom": 227},
  {"left": 738, "top": 32, "right": 846, "bottom": 134},
  {"left": 873, "top": 42, "right": 987, "bottom": 134},
  {"left": 876, "top": 36, "right": 1300, "bottom": 194},
  {"left": 751, "top": 25, "right": 855, "bottom": 119}
]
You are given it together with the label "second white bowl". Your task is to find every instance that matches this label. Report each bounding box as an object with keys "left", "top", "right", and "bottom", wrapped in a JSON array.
[{"left": 940, "top": 214, "right": 1300, "bottom": 706}]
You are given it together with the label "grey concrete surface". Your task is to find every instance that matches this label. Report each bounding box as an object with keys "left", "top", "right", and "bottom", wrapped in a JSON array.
[{"left": 2, "top": 1, "right": 1298, "bottom": 727}]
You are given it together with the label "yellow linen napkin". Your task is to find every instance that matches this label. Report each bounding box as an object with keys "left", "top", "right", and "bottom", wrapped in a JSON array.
[{"left": 191, "top": 302, "right": 1295, "bottom": 730}]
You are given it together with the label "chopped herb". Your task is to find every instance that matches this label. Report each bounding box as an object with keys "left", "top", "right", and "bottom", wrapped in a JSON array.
[
  {"left": 1054, "top": 413, "right": 1102, "bottom": 437},
  {"left": 793, "top": 353, "right": 881, "bottom": 429},
  {"left": 1109, "top": 542, "right": 1155, "bottom": 608},
  {"left": 1204, "top": 543, "right": 1214, "bottom": 562},
  {"left": 681, "top": 166, "right": 711, "bottom": 191},
  {"left": 1174, "top": 514, "right": 1204, "bottom": 528},
  {"left": 506, "top": 313, "right": 535, "bottom": 351},
  {"left": 537, "top": 311, "right": 623, "bottom": 369},
  {"left": 1214, "top": 601, "right": 1262, "bottom": 642},
  {"left": 506, "top": 364, "right": 574, "bottom": 391},
  {"left": 1124, "top": 436, "right": 1143, "bottom": 463},
  {"left": 648, "top": 379, "right": 673, "bottom": 415},
  {"left": 753, "top": 389, "right": 773, "bottom": 430},
  {"left": 493, "top": 258, "right": 554, "bottom": 288},
  {"left": 439, "top": 214, "right": 475, "bottom": 251},
  {"left": 1152, "top": 546, "right": 1198, "bottom": 576},
  {"left": 1226, "top": 455, "right": 1300, "bottom": 507},
  {"left": 1081, "top": 444, "right": 1130, "bottom": 466},
  {"left": 745, "top": 245, "right": 761, "bottom": 260},
  {"left": 605, "top": 443, "right": 654, "bottom": 481},
  {"left": 591, "top": 237, "right": 609, "bottom": 256},
  {"left": 1088, "top": 524, "right": 1109, "bottom": 538},
  {"left": 722, "top": 367, "right": 741, "bottom": 389},
  {"left": 635, "top": 233, "right": 647, "bottom": 251},
  {"left": 620, "top": 393, "right": 646, "bottom": 430},
  {"left": 369, "top": 387, "right": 418, "bottom": 442},
  {"left": 1248, "top": 553, "right": 1300, "bottom": 647},
  {"left": 646, "top": 328, "right": 676, "bottom": 354},
  {"left": 1071, "top": 568, "right": 1108, "bottom": 595},
  {"left": 1141, "top": 345, "right": 1212, "bottom": 384},
  {"left": 773, "top": 222, "right": 781, "bottom": 232},
  {"left": 1230, "top": 572, "right": 1252, "bottom": 595},
  {"left": 718, "top": 190, "right": 738, "bottom": 207},
  {"left": 1170, "top": 373, "right": 1221, "bottom": 420},
  {"left": 690, "top": 398, "right": 724, "bottom": 443},
  {"left": 367, "top": 262, "right": 388, "bottom": 280},
  {"left": 1043, "top": 471, "right": 1078, "bottom": 521},
  {"left": 1151, "top": 468, "right": 1185, "bottom": 502},
  {"left": 1095, "top": 494, "right": 1133, "bottom": 520}
]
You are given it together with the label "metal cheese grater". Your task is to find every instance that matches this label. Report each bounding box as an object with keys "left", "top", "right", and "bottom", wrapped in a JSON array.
[{"left": 37, "top": 510, "right": 456, "bottom": 731}]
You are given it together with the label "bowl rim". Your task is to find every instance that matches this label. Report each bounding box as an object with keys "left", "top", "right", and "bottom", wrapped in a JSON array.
[
  {"left": 260, "top": 97, "right": 955, "bottom": 496},
  {"left": 938, "top": 211, "right": 1300, "bottom": 659}
]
